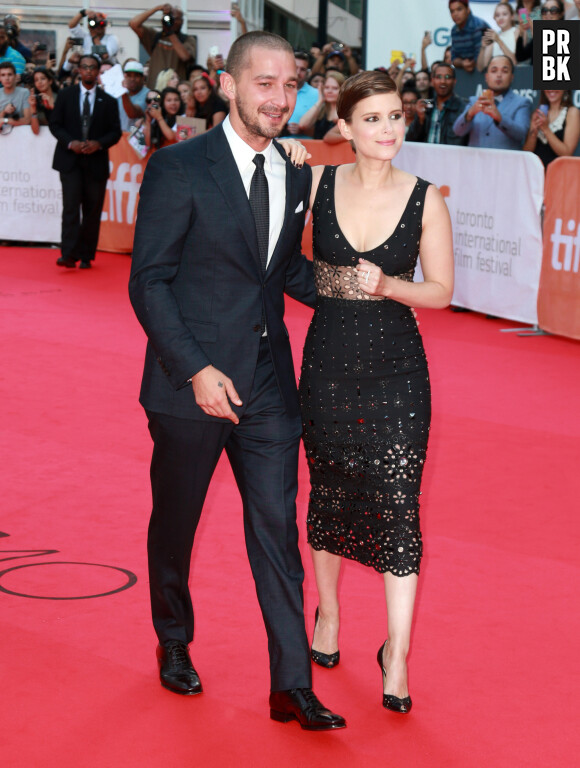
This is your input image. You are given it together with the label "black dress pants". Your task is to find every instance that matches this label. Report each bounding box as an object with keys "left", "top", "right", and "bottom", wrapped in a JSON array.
[
  {"left": 145, "top": 340, "right": 312, "bottom": 691},
  {"left": 60, "top": 160, "right": 107, "bottom": 263}
]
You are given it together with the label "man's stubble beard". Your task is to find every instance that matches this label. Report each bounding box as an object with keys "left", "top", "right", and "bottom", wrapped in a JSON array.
[{"left": 234, "top": 93, "right": 289, "bottom": 139}]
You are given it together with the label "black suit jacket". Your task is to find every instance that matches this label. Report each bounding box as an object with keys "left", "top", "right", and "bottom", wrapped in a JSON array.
[
  {"left": 406, "top": 93, "right": 468, "bottom": 146},
  {"left": 49, "top": 84, "right": 122, "bottom": 180},
  {"left": 129, "top": 125, "right": 316, "bottom": 421}
]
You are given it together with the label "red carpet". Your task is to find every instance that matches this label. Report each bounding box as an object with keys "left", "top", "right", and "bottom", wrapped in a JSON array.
[{"left": 1, "top": 247, "right": 579, "bottom": 767}]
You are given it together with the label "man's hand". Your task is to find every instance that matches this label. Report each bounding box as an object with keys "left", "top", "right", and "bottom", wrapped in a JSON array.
[
  {"left": 462, "top": 58, "right": 476, "bottom": 73},
  {"left": 69, "top": 140, "right": 85, "bottom": 154},
  {"left": 415, "top": 99, "right": 428, "bottom": 123},
  {"left": 191, "top": 365, "right": 242, "bottom": 424},
  {"left": 82, "top": 140, "right": 101, "bottom": 154}
]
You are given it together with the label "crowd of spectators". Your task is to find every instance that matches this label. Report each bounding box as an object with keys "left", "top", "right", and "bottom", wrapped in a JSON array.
[
  {"left": 391, "top": 0, "right": 579, "bottom": 166},
  {"left": 0, "top": 0, "right": 578, "bottom": 168}
]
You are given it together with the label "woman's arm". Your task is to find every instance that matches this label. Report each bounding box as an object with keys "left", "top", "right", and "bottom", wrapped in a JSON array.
[
  {"left": 309, "top": 165, "right": 326, "bottom": 211},
  {"left": 29, "top": 91, "right": 40, "bottom": 135},
  {"left": 322, "top": 123, "right": 346, "bottom": 144},
  {"left": 395, "top": 58, "right": 416, "bottom": 90},
  {"left": 157, "top": 113, "right": 176, "bottom": 143},
  {"left": 210, "top": 110, "right": 226, "bottom": 127},
  {"left": 357, "top": 185, "right": 454, "bottom": 309},
  {"left": 542, "top": 106, "right": 580, "bottom": 157},
  {"left": 476, "top": 32, "right": 493, "bottom": 71},
  {"left": 523, "top": 109, "right": 542, "bottom": 152},
  {"left": 299, "top": 92, "right": 323, "bottom": 131}
]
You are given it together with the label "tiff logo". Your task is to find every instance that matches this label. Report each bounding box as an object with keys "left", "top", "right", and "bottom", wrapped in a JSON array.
[
  {"left": 533, "top": 21, "right": 580, "bottom": 90},
  {"left": 550, "top": 218, "right": 580, "bottom": 273}
]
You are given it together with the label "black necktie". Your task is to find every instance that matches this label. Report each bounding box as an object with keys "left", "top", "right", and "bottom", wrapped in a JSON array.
[
  {"left": 82, "top": 92, "right": 91, "bottom": 140},
  {"left": 249, "top": 154, "right": 269, "bottom": 273}
]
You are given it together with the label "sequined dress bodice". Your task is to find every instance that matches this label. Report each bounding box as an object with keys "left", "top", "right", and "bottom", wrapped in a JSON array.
[
  {"left": 312, "top": 166, "right": 427, "bottom": 301},
  {"left": 299, "top": 166, "right": 432, "bottom": 576}
]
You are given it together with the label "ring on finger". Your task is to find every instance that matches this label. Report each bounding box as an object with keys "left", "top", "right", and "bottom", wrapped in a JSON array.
[{"left": 365, "top": 270, "right": 370, "bottom": 283}]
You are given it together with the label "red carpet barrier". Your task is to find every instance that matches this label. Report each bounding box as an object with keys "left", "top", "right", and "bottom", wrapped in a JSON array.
[
  {"left": 98, "top": 134, "right": 147, "bottom": 254},
  {"left": 0, "top": 129, "right": 555, "bottom": 328},
  {"left": 537, "top": 157, "right": 580, "bottom": 340}
]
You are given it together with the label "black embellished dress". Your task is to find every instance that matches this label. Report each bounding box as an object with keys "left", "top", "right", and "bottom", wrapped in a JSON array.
[{"left": 299, "top": 166, "right": 431, "bottom": 576}]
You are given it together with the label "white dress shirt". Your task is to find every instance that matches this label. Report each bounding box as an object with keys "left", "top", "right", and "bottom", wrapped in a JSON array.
[
  {"left": 222, "top": 115, "right": 286, "bottom": 268},
  {"left": 79, "top": 83, "right": 97, "bottom": 116}
]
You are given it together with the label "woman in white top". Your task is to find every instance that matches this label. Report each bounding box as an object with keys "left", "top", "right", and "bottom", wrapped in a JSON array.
[{"left": 477, "top": 2, "right": 518, "bottom": 71}]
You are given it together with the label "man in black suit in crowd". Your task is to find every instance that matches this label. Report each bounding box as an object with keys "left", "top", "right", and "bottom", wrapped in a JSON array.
[
  {"left": 50, "top": 54, "right": 121, "bottom": 269},
  {"left": 129, "top": 31, "right": 345, "bottom": 731}
]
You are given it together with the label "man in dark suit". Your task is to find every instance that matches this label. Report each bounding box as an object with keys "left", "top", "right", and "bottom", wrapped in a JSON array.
[
  {"left": 50, "top": 54, "right": 121, "bottom": 269},
  {"left": 129, "top": 31, "right": 345, "bottom": 731}
]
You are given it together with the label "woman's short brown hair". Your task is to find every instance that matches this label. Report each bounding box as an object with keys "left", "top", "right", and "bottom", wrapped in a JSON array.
[{"left": 337, "top": 70, "right": 399, "bottom": 122}]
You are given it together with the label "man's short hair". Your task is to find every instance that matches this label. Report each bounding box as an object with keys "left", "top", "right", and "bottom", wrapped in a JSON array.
[
  {"left": 226, "top": 30, "right": 294, "bottom": 81},
  {"left": 294, "top": 51, "right": 309, "bottom": 63},
  {"left": 486, "top": 54, "right": 514, "bottom": 73},
  {"left": 79, "top": 53, "right": 101, "bottom": 69},
  {"left": 431, "top": 61, "right": 455, "bottom": 78},
  {"left": 0, "top": 61, "right": 16, "bottom": 74}
]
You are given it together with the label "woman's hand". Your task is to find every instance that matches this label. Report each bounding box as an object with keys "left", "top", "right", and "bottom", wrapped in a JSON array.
[
  {"left": 534, "top": 109, "right": 548, "bottom": 132},
  {"left": 278, "top": 138, "right": 311, "bottom": 167},
  {"left": 482, "top": 29, "right": 497, "bottom": 46},
  {"left": 356, "top": 258, "right": 389, "bottom": 297}
]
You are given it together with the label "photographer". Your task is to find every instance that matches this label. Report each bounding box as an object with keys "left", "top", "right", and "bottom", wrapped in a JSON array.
[
  {"left": 406, "top": 61, "right": 467, "bottom": 146},
  {"left": 67, "top": 9, "right": 119, "bottom": 64},
  {"left": 129, "top": 5, "right": 196, "bottom": 88},
  {"left": 310, "top": 42, "right": 359, "bottom": 77},
  {"left": 3, "top": 15, "right": 32, "bottom": 62},
  {"left": 0, "top": 61, "right": 31, "bottom": 129},
  {"left": 29, "top": 67, "right": 58, "bottom": 134},
  {"left": 452, "top": 55, "right": 531, "bottom": 150},
  {"left": 142, "top": 86, "right": 184, "bottom": 148},
  {"left": 0, "top": 23, "right": 26, "bottom": 76}
]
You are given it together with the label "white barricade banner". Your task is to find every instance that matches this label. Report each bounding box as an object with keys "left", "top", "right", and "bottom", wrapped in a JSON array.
[
  {"left": 396, "top": 143, "right": 545, "bottom": 325},
  {"left": 0, "top": 127, "right": 62, "bottom": 242}
]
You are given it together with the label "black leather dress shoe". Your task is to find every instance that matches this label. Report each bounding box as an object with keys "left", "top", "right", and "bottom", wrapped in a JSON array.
[
  {"left": 157, "top": 641, "right": 203, "bottom": 696},
  {"left": 79, "top": 261, "right": 92, "bottom": 270},
  {"left": 269, "top": 688, "right": 346, "bottom": 730},
  {"left": 56, "top": 256, "right": 77, "bottom": 268}
]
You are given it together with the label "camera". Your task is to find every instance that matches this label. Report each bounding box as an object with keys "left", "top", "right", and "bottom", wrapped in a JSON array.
[
  {"left": 422, "top": 99, "right": 434, "bottom": 110},
  {"left": 162, "top": 12, "right": 175, "bottom": 28},
  {"left": 4, "top": 18, "right": 17, "bottom": 38},
  {"left": 70, "top": 37, "right": 84, "bottom": 46},
  {"left": 88, "top": 16, "right": 107, "bottom": 30},
  {"left": 36, "top": 43, "right": 47, "bottom": 51},
  {"left": 330, "top": 42, "right": 344, "bottom": 53}
]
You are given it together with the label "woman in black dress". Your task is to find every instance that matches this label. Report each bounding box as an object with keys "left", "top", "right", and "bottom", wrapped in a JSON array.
[
  {"left": 298, "top": 70, "right": 345, "bottom": 140},
  {"left": 186, "top": 74, "right": 227, "bottom": 130},
  {"left": 299, "top": 71, "right": 454, "bottom": 713},
  {"left": 523, "top": 89, "right": 580, "bottom": 168}
]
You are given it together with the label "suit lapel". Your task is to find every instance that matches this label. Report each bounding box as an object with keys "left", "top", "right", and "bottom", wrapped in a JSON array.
[
  {"left": 207, "top": 126, "right": 262, "bottom": 276},
  {"left": 72, "top": 84, "right": 82, "bottom": 135},
  {"left": 267, "top": 145, "right": 295, "bottom": 274}
]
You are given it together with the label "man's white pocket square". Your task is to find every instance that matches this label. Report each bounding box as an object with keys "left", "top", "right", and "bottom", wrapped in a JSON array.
[{"left": 295, "top": 201, "right": 304, "bottom": 213}]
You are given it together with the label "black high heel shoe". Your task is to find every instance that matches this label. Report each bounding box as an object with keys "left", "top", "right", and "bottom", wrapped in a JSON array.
[
  {"left": 377, "top": 640, "right": 412, "bottom": 714},
  {"left": 310, "top": 607, "right": 340, "bottom": 668}
]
